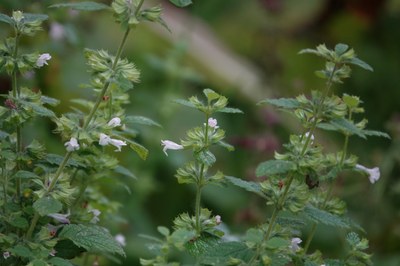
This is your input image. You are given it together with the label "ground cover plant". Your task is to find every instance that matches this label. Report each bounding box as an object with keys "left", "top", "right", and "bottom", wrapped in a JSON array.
[{"left": 0, "top": 0, "right": 392, "bottom": 266}]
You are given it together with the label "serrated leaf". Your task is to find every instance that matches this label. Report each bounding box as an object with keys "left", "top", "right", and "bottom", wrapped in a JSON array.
[
  {"left": 49, "top": 2, "right": 110, "bottom": 11},
  {"left": 362, "top": 129, "right": 390, "bottom": 139},
  {"left": 129, "top": 141, "right": 148, "bottom": 160},
  {"left": 9, "top": 216, "right": 28, "bottom": 229},
  {"left": 24, "top": 13, "right": 48, "bottom": 22},
  {"left": 48, "top": 257, "right": 74, "bottom": 266},
  {"left": 23, "top": 101, "right": 56, "bottom": 117},
  {"left": 11, "top": 245, "right": 33, "bottom": 258},
  {"left": 125, "top": 115, "right": 161, "bottom": 127},
  {"left": 318, "top": 118, "right": 366, "bottom": 139},
  {"left": 173, "top": 98, "right": 196, "bottom": 109},
  {"left": 0, "top": 13, "right": 13, "bottom": 25},
  {"left": 303, "top": 205, "right": 351, "bottom": 229},
  {"left": 33, "top": 196, "right": 62, "bottom": 216},
  {"left": 348, "top": 57, "right": 373, "bottom": 72},
  {"left": 59, "top": 224, "right": 125, "bottom": 257},
  {"left": 200, "top": 241, "right": 254, "bottom": 265},
  {"left": 265, "top": 237, "right": 289, "bottom": 249},
  {"left": 45, "top": 154, "right": 85, "bottom": 168},
  {"left": 41, "top": 95, "right": 60, "bottom": 106},
  {"left": 225, "top": 176, "right": 265, "bottom": 198},
  {"left": 114, "top": 165, "right": 137, "bottom": 179},
  {"left": 259, "top": 98, "right": 300, "bottom": 109},
  {"left": 217, "top": 107, "right": 243, "bottom": 114},
  {"left": 169, "top": 0, "right": 193, "bottom": 8},
  {"left": 12, "top": 170, "right": 39, "bottom": 180},
  {"left": 197, "top": 150, "right": 216, "bottom": 166},
  {"left": 256, "top": 160, "right": 296, "bottom": 177}
]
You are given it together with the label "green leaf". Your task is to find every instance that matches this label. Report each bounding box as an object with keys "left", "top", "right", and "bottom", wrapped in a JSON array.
[
  {"left": 173, "top": 98, "right": 196, "bottom": 109},
  {"left": 33, "top": 196, "right": 62, "bottom": 216},
  {"left": 0, "top": 13, "right": 13, "bottom": 25},
  {"left": 348, "top": 57, "right": 373, "bottom": 72},
  {"left": 200, "top": 241, "right": 254, "bottom": 265},
  {"left": 169, "top": 0, "right": 193, "bottom": 8},
  {"left": 29, "top": 260, "right": 47, "bottom": 266},
  {"left": 125, "top": 115, "right": 161, "bottom": 127},
  {"left": 23, "top": 13, "right": 48, "bottom": 22},
  {"left": 22, "top": 101, "right": 56, "bottom": 117},
  {"left": 45, "top": 154, "right": 85, "bottom": 168},
  {"left": 49, "top": 2, "right": 110, "bottom": 11},
  {"left": 41, "top": 95, "right": 60, "bottom": 106},
  {"left": 203, "top": 88, "right": 220, "bottom": 102},
  {"left": 362, "top": 129, "right": 390, "bottom": 139},
  {"left": 48, "top": 257, "right": 74, "bottom": 266},
  {"left": 13, "top": 170, "right": 39, "bottom": 179},
  {"left": 197, "top": 150, "right": 216, "bottom": 166},
  {"left": 54, "top": 240, "right": 85, "bottom": 259},
  {"left": 217, "top": 107, "right": 243, "bottom": 114},
  {"left": 225, "top": 176, "right": 265, "bottom": 198},
  {"left": 114, "top": 165, "right": 137, "bottom": 179},
  {"left": 59, "top": 224, "right": 125, "bottom": 257},
  {"left": 318, "top": 118, "right": 366, "bottom": 139},
  {"left": 303, "top": 205, "right": 351, "bottom": 229},
  {"left": 217, "top": 140, "right": 234, "bottom": 151},
  {"left": 129, "top": 141, "right": 148, "bottom": 160},
  {"left": 11, "top": 245, "right": 33, "bottom": 258},
  {"left": 335, "top": 43, "right": 349, "bottom": 55},
  {"left": 9, "top": 216, "right": 28, "bottom": 229},
  {"left": 265, "top": 237, "right": 289, "bottom": 249},
  {"left": 157, "top": 226, "right": 170, "bottom": 237},
  {"left": 259, "top": 98, "right": 300, "bottom": 109},
  {"left": 256, "top": 160, "right": 296, "bottom": 177}
]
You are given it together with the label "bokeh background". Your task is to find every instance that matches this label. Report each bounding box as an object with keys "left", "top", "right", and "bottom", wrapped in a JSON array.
[{"left": 1, "top": 0, "right": 400, "bottom": 265}]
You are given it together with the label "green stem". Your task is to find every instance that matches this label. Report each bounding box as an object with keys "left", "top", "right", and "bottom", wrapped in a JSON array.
[
  {"left": 2, "top": 168, "right": 7, "bottom": 214},
  {"left": 340, "top": 111, "right": 352, "bottom": 165},
  {"left": 26, "top": 212, "right": 40, "bottom": 239}
]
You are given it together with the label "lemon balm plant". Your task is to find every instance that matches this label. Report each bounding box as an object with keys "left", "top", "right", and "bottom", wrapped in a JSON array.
[
  {"left": 0, "top": 0, "right": 190, "bottom": 265},
  {"left": 141, "top": 44, "right": 389, "bottom": 265}
]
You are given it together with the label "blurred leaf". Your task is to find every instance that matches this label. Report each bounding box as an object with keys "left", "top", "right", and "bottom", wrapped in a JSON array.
[
  {"left": 12, "top": 170, "right": 39, "bottom": 179},
  {"left": 318, "top": 118, "right": 366, "bottom": 139},
  {"left": 259, "top": 98, "right": 300, "bottom": 109},
  {"left": 24, "top": 13, "right": 48, "bottom": 22},
  {"left": 11, "top": 245, "right": 33, "bottom": 258},
  {"left": 256, "top": 160, "right": 296, "bottom": 177},
  {"left": 169, "top": 0, "right": 193, "bottom": 8},
  {"left": 114, "top": 165, "right": 137, "bottom": 179},
  {"left": 362, "top": 129, "right": 390, "bottom": 139},
  {"left": 303, "top": 205, "right": 351, "bottom": 229},
  {"left": 217, "top": 140, "right": 234, "bottom": 151},
  {"left": 217, "top": 107, "right": 243, "bottom": 114},
  {"left": 0, "top": 13, "right": 13, "bottom": 25},
  {"left": 347, "top": 57, "right": 373, "bottom": 72},
  {"left": 200, "top": 241, "right": 254, "bottom": 265},
  {"left": 54, "top": 240, "right": 85, "bottom": 259},
  {"left": 9, "top": 216, "right": 28, "bottom": 229},
  {"left": 49, "top": 2, "right": 110, "bottom": 11},
  {"left": 41, "top": 95, "right": 60, "bottom": 106},
  {"left": 197, "top": 150, "right": 216, "bottom": 166},
  {"left": 125, "top": 115, "right": 161, "bottom": 127},
  {"left": 48, "top": 257, "right": 74, "bottom": 266},
  {"left": 225, "top": 176, "right": 265, "bottom": 198},
  {"left": 59, "top": 224, "right": 125, "bottom": 257},
  {"left": 335, "top": 43, "right": 349, "bottom": 55},
  {"left": 173, "top": 98, "right": 196, "bottom": 109},
  {"left": 129, "top": 141, "right": 148, "bottom": 160},
  {"left": 265, "top": 237, "right": 289, "bottom": 249},
  {"left": 33, "top": 196, "right": 62, "bottom": 216}
]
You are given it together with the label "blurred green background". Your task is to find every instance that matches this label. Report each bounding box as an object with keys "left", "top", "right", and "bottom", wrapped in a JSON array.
[{"left": 1, "top": 0, "right": 400, "bottom": 265}]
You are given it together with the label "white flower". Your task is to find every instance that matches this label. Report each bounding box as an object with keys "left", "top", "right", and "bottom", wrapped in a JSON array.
[
  {"left": 64, "top": 137, "right": 80, "bottom": 152},
  {"left": 290, "top": 237, "right": 302, "bottom": 252},
  {"left": 161, "top": 140, "right": 183, "bottom": 156},
  {"left": 115, "top": 234, "right": 126, "bottom": 247},
  {"left": 99, "top": 133, "right": 127, "bottom": 152},
  {"left": 208, "top": 117, "right": 219, "bottom": 129},
  {"left": 108, "top": 117, "right": 122, "bottom": 127},
  {"left": 304, "top": 132, "right": 315, "bottom": 144},
  {"left": 48, "top": 211, "right": 70, "bottom": 224},
  {"left": 50, "top": 22, "right": 65, "bottom": 41},
  {"left": 355, "top": 164, "right": 380, "bottom": 184},
  {"left": 3, "top": 251, "right": 10, "bottom": 259},
  {"left": 89, "top": 209, "right": 101, "bottom": 224},
  {"left": 215, "top": 215, "right": 222, "bottom": 225},
  {"left": 49, "top": 249, "right": 57, "bottom": 257},
  {"left": 36, "top": 53, "right": 52, "bottom": 67}
]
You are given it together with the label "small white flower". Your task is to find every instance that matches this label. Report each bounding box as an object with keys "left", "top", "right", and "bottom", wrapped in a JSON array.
[
  {"left": 355, "top": 164, "right": 380, "bottom": 184},
  {"left": 89, "top": 209, "right": 101, "bottom": 224},
  {"left": 49, "top": 249, "right": 57, "bottom": 257},
  {"left": 108, "top": 117, "right": 122, "bottom": 127},
  {"left": 161, "top": 140, "right": 183, "bottom": 156},
  {"left": 50, "top": 22, "right": 65, "bottom": 41},
  {"left": 215, "top": 215, "right": 222, "bottom": 225},
  {"left": 64, "top": 137, "right": 80, "bottom": 152},
  {"left": 115, "top": 234, "right": 126, "bottom": 247},
  {"left": 304, "top": 132, "right": 315, "bottom": 144},
  {"left": 48, "top": 211, "right": 70, "bottom": 224},
  {"left": 36, "top": 53, "right": 52, "bottom": 67},
  {"left": 208, "top": 117, "right": 219, "bottom": 129},
  {"left": 290, "top": 237, "right": 302, "bottom": 252},
  {"left": 3, "top": 251, "right": 10, "bottom": 259},
  {"left": 99, "top": 133, "right": 127, "bottom": 152}
]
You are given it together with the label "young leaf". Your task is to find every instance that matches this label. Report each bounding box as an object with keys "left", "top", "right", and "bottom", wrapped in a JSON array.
[
  {"left": 59, "top": 224, "right": 125, "bottom": 257},
  {"left": 362, "top": 129, "right": 391, "bottom": 139},
  {"left": 0, "top": 13, "right": 13, "bottom": 25},
  {"left": 11, "top": 245, "right": 33, "bottom": 258},
  {"left": 129, "top": 141, "right": 149, "bottom": 160},
  {"left": 9, "top": 216, "right": 29, "bottom": 229},
  {"left": 49, "top": 2, "right": 110, "bottom": 11},
  {"left": 225, "top": 176, "right": 265, "bottom": 198},
  {"left": 256, "top": 160, "right": 296, "bottom": 177},
  {"left": 335, "top": 43, "right": 349, "bottom": 56},
  {"left": 169, "top": 0, "right": 193, "bottom": 8},
  {"left": 173, "top": 98, "right": 196, "bottom": 109},
  {"left": 259, "top": 98, "right": 300, "bottom": 109},
  {"left": 33, "top": 196, "right": 63, "bottom": 216},
  {"left": 125, "top": 115, "right": 161, "bottom": 127},
  {"left": 347, "top": 57, "right": 373, "bottom": 72},
  {"left": 197, "top": 150, "right": 216, "bottom": 166},
  {"left": 23, "top": 13, "right": 49, "bottom": 22},
  {"left": 48, "top": 257, "right": 74, "bottom": 266},
  {"left": 217, "top": 107, "right": 243, "bottom": 114},
  {"left": 265, "top": 237, "right": 289, "bottom": 249},
  {"left": 12, "top": 170, "right": 39, "bottom": 180}
]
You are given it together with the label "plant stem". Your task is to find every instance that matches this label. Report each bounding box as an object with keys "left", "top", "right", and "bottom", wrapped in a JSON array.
[{"left": 27, "top": 26, "right": 133, "bottom": 239}]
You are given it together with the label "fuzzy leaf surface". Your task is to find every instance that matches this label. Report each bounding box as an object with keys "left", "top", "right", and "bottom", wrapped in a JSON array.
[
  {"left": 256, "top": 160, "right": 296, "bottom": 177},
  {"left": 200, "top": 241, "right": 254, "bottom": 265},
  {"left": 303, "top": 205, "right": 351, "bottom": 229}
]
